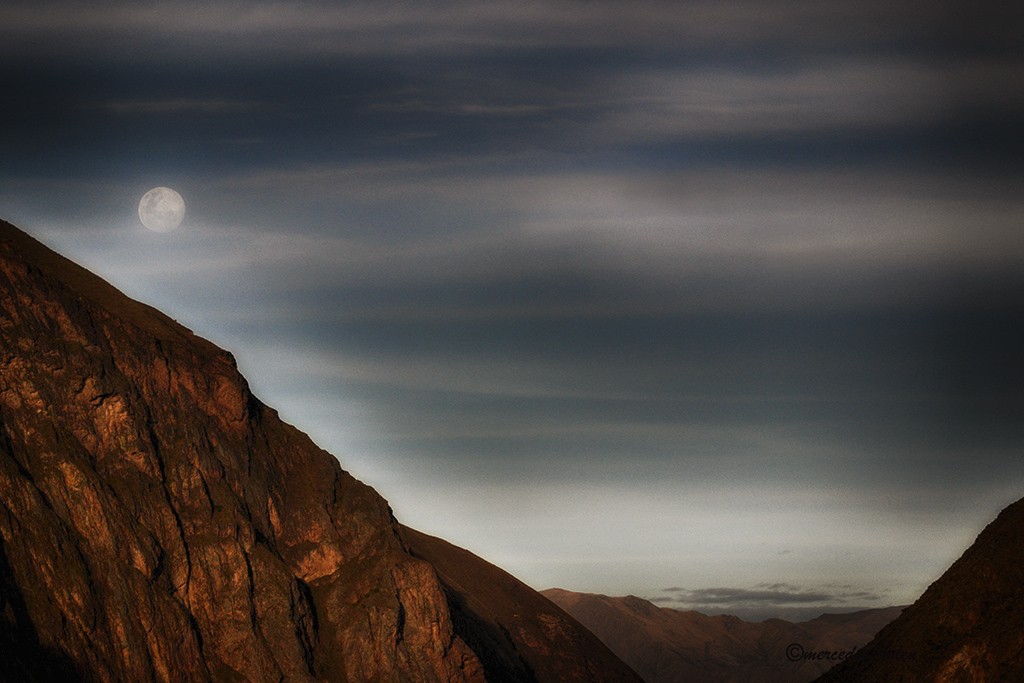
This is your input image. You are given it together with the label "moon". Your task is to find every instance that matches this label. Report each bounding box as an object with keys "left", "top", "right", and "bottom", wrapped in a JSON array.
[{"left": 138, "top": 187, "right": 186, "bottom": 232}]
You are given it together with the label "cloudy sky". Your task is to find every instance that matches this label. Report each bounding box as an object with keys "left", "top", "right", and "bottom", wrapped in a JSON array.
[{"left": 2, "top": 1, "right": 1022, "bottom": 620}]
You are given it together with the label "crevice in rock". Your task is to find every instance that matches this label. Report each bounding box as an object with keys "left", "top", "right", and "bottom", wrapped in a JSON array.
[
  {"left": 394, "top": 595, "right": 407, "bottom": 648},
  {"left": 146, "top": 423, "right": 192, "bottom": 597},
  {"left": 292, "top": 577, "right": 319, "bottom": 676}
]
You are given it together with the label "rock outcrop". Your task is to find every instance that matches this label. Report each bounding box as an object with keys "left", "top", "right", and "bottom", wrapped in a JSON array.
[
  {"left": 543, "top": 589, "right": 903, "bottom": 683},
  {"left": 815, "top": 496, "right": 1024, "bottom": 682},
  {"left": 0, "top": 220, "right": 640, "bottom": 682},
  {"left": 404, "top": 528, "right": 639, "bottom": 683}
]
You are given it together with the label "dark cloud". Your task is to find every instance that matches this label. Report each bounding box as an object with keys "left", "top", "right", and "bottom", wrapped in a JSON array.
[
  {"left": 652, "top": 583, "right": 889, "bottom": 621},
  {"left": 5, "top": 0, "right": 1021, "bottom": 155},
  {"left": 663, "top": 583, "right": 884, "bottom": 606},
  {"left": 2, "top": 1, "right": 1017, "bottom": 61},
  {"left": 685, "top": 587, "right": 832, "bottom": 605}
]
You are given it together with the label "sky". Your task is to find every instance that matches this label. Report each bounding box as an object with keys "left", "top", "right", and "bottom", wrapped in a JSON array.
[{"left": 2, "top": 0, "right": 1023, "bottom": 621}]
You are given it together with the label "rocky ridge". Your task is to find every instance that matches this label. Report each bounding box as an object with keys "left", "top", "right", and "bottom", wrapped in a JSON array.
[{"left": 0, "top": 220, "right": 639, "bottom": 682}]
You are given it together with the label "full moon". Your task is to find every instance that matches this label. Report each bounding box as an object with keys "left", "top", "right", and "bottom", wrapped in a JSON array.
[{"left": 138, "top": 187, "right": 185, "bottom": 232}]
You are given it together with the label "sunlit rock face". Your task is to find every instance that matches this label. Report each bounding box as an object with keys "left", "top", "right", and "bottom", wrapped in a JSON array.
[
  {"left": 0, "top": 221, "right": 640, "bottom": 682},
  {"left": 816, "top": 496, "right": 1024, "bottom": 682}
]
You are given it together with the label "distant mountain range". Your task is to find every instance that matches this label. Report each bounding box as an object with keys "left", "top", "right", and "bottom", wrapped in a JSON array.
[
  {"left": 542, "top": 589, "right": 903, "bottom": 682},
  {"left": 0, "top": 220, "right": 639, "bottom": 682}
]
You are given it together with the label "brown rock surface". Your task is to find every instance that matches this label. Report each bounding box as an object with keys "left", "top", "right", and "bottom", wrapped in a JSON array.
[
  {"left": 815, "top": 496, "right": 1024, "bottom": 682},
  {"left": 0, "top": 220, "right": 639, "bottom": 682},
  {"left": 543, "top": 589, "right": 903, "bottom": 683},
  {"left": 403, "top": 527, "right": 641, "bottom": 683}
]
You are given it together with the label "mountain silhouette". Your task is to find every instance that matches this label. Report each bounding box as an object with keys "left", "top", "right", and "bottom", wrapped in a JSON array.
[
  {"left": 816, "top": 495, "right": 1024, "bottom": 682},
  {"left": 0, "top": 219, "right": 639, "bottom": 682}
]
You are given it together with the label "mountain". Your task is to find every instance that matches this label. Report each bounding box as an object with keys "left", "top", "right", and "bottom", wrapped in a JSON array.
[
  {"left": 403, "top": 527, "right": 639, "bottom": 682},
  {"left": 0, "top": 219, "right": 640, "bottom": 682},
  {"left": 542, "top": 589, "right": 903, "bottom": 683},
  {"left": 816, "top": 496, "right": 1024, "bottom": 682}
]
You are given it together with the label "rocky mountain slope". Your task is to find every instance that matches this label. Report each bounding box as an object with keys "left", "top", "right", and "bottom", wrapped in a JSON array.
[
  {"left": 0, "top": 219, "right": 640, "bottom": 682},
  {"left": 404, "top": 528, "right": 639, "bottom": 682},
  {"left": 816, "top": 495, "right": 1024, "bottom": 682},
  {"left": 543, "top": 589, "right": 902, "bottom": 683}
]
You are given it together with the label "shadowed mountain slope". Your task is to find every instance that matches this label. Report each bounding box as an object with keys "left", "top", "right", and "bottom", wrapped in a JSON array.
[
  {"left": 543, "top": 589, "right": 902, "bottom": 683},
  {"left": 0, "top": 219, "right": 640, "bottom": 682},
  {"left": 816, "top": 495, "right": 1024, "bottom": 682},
  {"left": 404, "top": 527, "right": 641, "bottom": 683}
]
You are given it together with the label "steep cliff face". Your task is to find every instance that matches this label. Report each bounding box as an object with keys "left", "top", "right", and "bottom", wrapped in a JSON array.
[
  {"left": 0, "top": 220, "right": 638, "bottom": 682},
  {"left": 816, "top": 496, "right": 1024, "bottom": 682}
]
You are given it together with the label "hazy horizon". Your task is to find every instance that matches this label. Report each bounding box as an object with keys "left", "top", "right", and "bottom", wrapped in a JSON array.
[{"left": 2, "top": 1, "right": 1022, "bottom": 619}]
